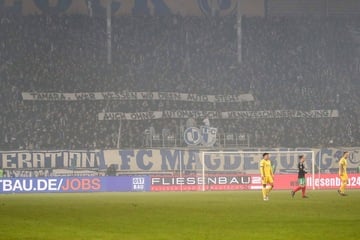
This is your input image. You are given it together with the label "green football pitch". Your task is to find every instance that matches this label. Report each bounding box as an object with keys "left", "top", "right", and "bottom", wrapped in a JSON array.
[{"left": 0, "top": 190, "right": 359, "bottom": 240}]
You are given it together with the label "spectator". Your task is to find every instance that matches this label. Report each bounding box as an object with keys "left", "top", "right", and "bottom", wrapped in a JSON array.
[{"left": 186, "top": 114, "right": 197, "bottom": 129}]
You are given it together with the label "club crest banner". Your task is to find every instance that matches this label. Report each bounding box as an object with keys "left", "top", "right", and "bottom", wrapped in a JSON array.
[{"left": 184, "top": 126, "right": 218, "bottom": 147}]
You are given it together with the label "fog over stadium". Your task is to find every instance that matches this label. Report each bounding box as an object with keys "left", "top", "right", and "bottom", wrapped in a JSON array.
[
  {"left": 0, "top": 1, "right": 360, "bottom": 239},
  {"left": 1, "top": 0, "right": 359, "bottom": 151}
]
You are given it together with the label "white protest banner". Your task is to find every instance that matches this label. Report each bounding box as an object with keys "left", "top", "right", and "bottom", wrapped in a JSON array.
[
  {"left": 98, "top": 111, "right": 219, "bottom": 121},
  {"left": 22, "top": 92, "right": 254, "bottom": 103},
  {"left": 222, "top": 110, "right": 339, "bottom": 119},
  {"left": 98, "top": 112, "right": 162, "bottom": 121},
  {"left": 98, "top": 110, "right": 338, "bottom": 120}
]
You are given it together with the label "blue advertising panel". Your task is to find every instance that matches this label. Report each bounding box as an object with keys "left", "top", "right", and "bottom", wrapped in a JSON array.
[{"left": 0, "top": 176, "right": 150, "bottom": 194}]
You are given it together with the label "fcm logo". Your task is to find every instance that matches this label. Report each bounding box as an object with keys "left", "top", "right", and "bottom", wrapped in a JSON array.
[{"left": 184, "top": 126, "right": 217, "bottom": 147}]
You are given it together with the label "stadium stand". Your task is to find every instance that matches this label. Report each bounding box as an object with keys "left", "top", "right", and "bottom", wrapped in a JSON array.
[{"left": 0, "top": 14, "right": 359, "bottom": 149}]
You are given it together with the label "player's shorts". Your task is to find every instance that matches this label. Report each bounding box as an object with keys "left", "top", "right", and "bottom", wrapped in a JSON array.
[
  {"left": 262, "top": 176, "right": 273, "bottom": 185},
  {"left": 298, "top": 177, "right": 306, "bottom": 186},
  {"left": 340, "top": 174, "right": 348, "bottom": 182}
]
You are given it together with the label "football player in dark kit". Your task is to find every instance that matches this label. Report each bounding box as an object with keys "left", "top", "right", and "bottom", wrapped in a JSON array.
[{"left": 291, "top": 155, "right": 308, "bottom": 198}]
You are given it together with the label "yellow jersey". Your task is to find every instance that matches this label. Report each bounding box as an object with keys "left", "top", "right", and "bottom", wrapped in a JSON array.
[
  {"left": 339, "top": 157, "right": 347, "bottom": 175},
  {"left": 260, "top": 159, "right": 273, "bottom": 177}
]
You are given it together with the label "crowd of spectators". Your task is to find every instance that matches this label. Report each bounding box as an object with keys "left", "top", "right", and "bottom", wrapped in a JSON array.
[{"left": 0, "top": 14, "right": 359, "bottom": 150}]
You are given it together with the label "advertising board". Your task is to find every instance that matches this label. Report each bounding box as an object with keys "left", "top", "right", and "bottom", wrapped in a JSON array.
[
  {"left": 0, "top": 176, "right": 150, "bottom": 193},
  {"left": 150, "top": 174, "right": 360, "bottom": 191}
]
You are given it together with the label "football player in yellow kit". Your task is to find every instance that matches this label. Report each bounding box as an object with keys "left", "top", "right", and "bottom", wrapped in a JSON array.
[
  {"left": 259, "top": 153, "right": 274, "bottom": 201},
  {"left": 338, "top": 151, "right": 349, "bottom": 196}
]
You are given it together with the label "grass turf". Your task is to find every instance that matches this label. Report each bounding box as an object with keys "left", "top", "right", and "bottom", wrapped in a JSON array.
[{"left": 0, "top": 190, "right": 359, "bottom": 240}]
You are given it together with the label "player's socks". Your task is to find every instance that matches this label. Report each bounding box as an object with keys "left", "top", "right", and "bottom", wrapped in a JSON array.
[
  {"left": 262, "top": 188, "right": 267, "bottom": 199},
  {"left": 340, "top": 184, "right": 345, "bottom": 194},
  {"left": 293, "top": 186, "right": 301, "bottom": 193},
  {"left": 301, "top": 186, "right": 306, "bottom": 197},
  {"left": 266, "top": 185, "right": 273, "bottom": 195}
]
